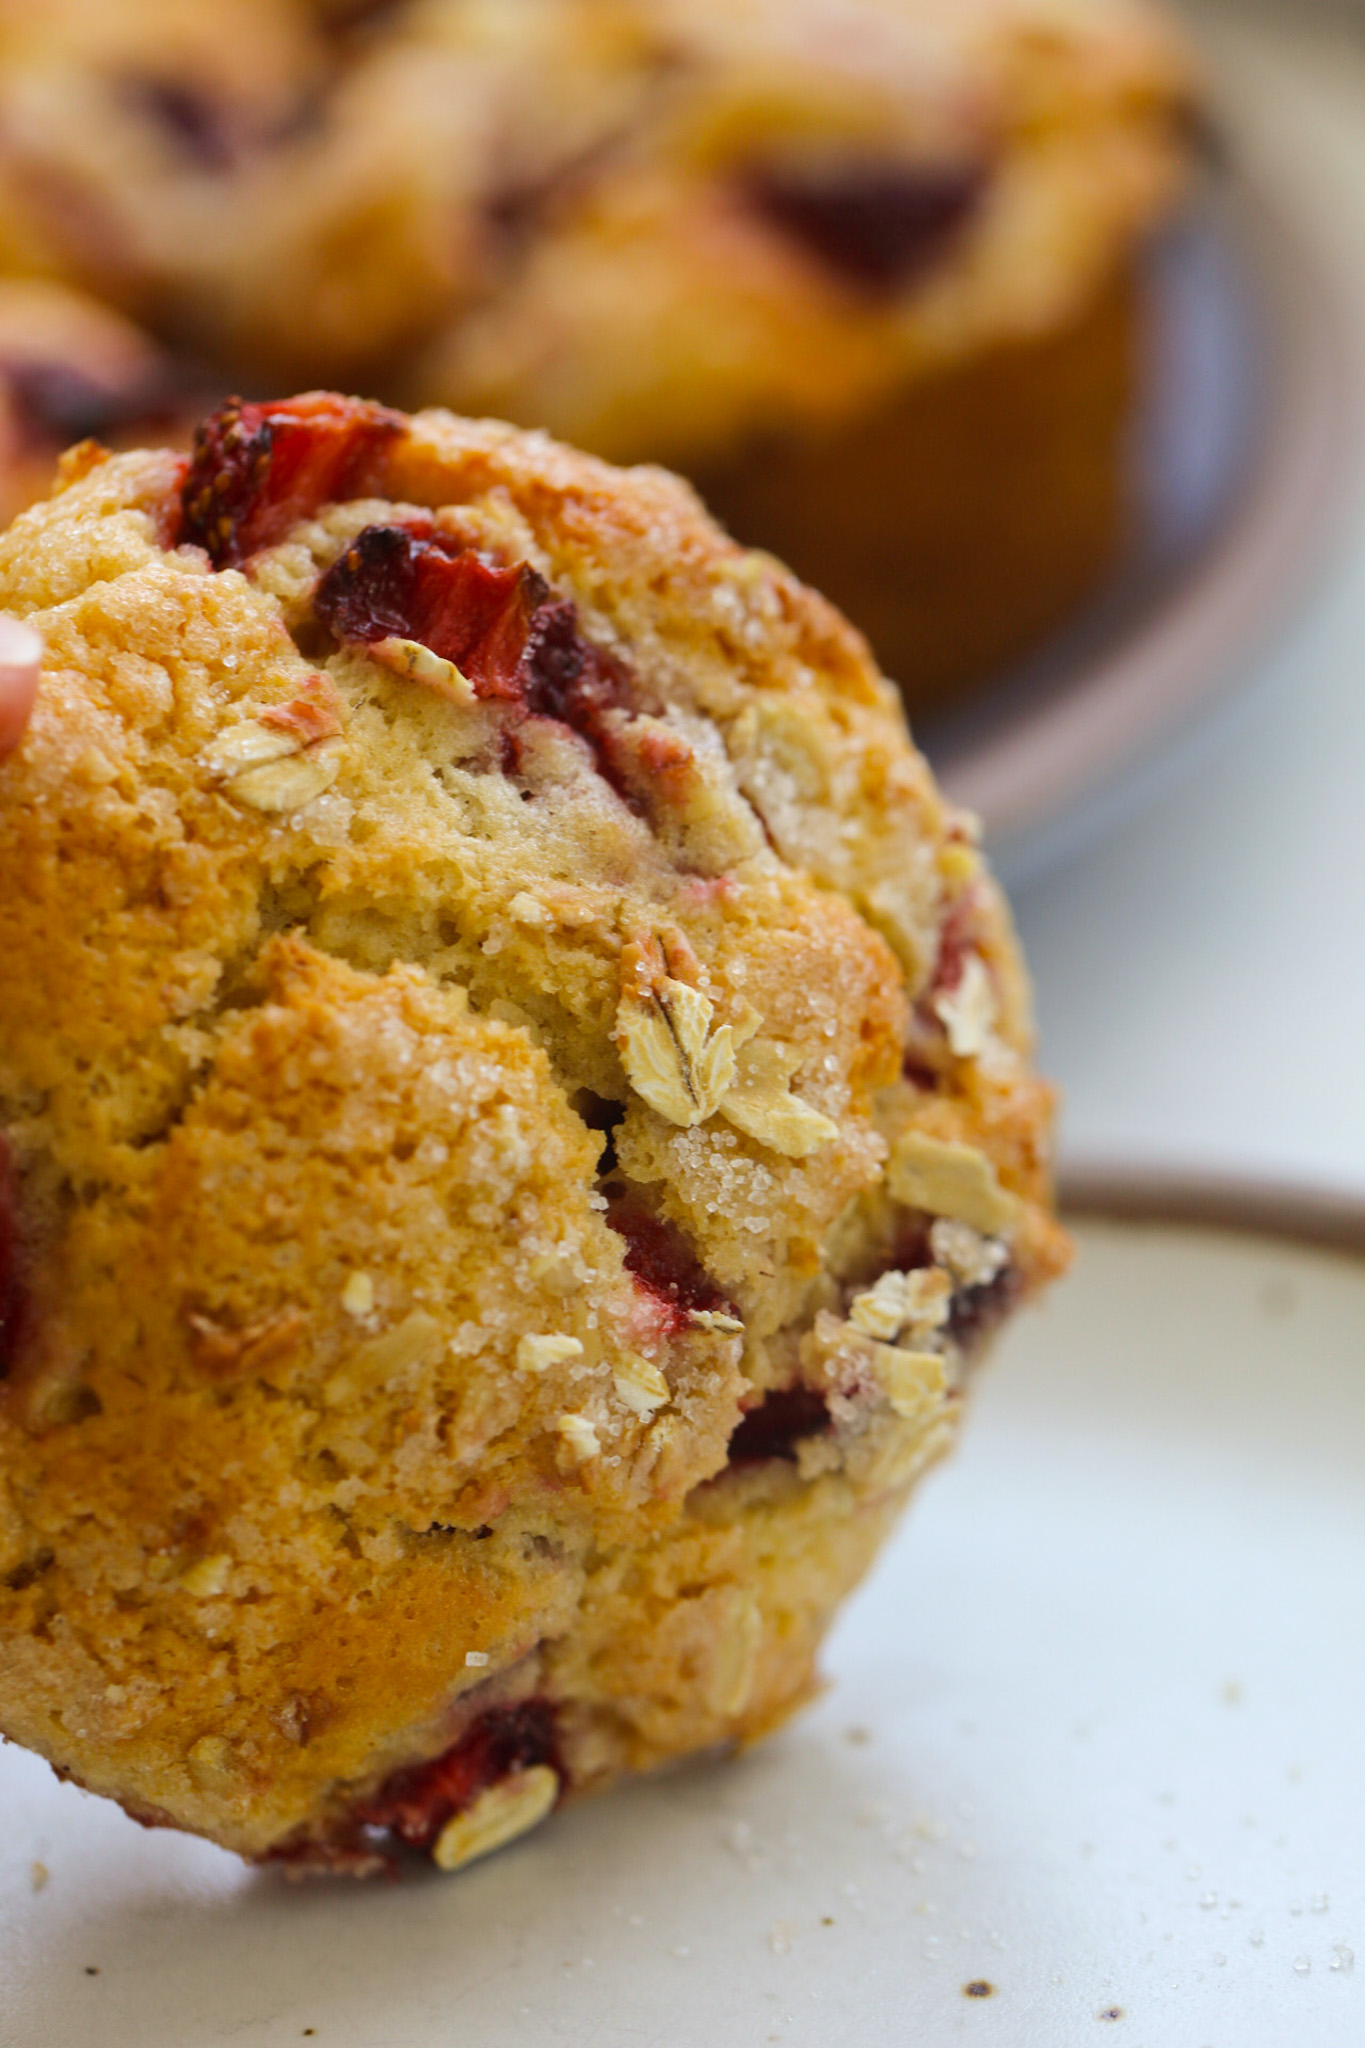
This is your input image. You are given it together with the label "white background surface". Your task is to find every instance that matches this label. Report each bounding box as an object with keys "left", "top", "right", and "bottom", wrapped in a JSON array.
[{"left": 1010, "top": 8, "right": 1365, "bottom": 1200}]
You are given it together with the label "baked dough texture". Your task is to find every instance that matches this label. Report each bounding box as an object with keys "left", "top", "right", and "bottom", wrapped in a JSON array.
[{"left": 0, "top": 394, "right": 1067, "bottom": 1870}]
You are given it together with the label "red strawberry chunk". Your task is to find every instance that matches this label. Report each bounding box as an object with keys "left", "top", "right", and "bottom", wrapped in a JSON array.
[
  {"left": 603, "top": 1190, "right": 733, "bottom": 1337},
  {"left": 751, "top": 158, "right": 987, "bottom": 295},
  {"left": 313, "top": 522, "right": 645, "bottom": 805},
  {"left": 354, "top": 1700, "right": 560, "bottom": 1849},
  {"left": 313, "top": 523, "right": 537, "bottom": 701},
  {"left": 259, "top": 675, "right": 342, "bottom": 745},
  {"left": 180, "top": 393, "right": 403, "bottom": 568},
  {"left": 727, "top": 1385, "right": 831, "bottom": 1465}
]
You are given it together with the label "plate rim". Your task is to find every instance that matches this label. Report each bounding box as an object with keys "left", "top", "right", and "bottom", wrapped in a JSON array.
[
  {"left": 1059, "top": 1159, "right": 1365, "bottom": 1253},
  {"left": 934, "top": 127, "right": 1365, "bottom": 860}
]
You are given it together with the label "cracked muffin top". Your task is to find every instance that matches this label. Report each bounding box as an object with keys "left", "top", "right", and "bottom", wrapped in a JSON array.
[
  {"left": 0, "top": 394, "right": 1066, "bottom": 1858},
  {"left": 0, "top": 0, "right": 1195, "bottom": 459}
]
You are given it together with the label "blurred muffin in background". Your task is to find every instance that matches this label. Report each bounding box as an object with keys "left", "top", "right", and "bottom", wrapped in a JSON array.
[
  {"left": 400, "top": 0, "right": 1201, "bottom": 710},
  {"left": 0, "top": 0, "right": 1198, "bottom": 707},
  {"left": 0, "top": 0, "right": 634, "bottom": 390},
  {"left": 0, "top": 277, "right": 198, "bottom": 524}
]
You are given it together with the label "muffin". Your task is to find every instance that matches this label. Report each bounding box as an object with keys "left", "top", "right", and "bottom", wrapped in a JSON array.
[
  {"left": 399, "top": 0, "right": 1199, "bottom": 705},
  {"left": 0, "top": 0, "right": 595, "bottom": 388},
  {"left": 0, "top": 392, "right": 1067, "bottom": 1872},
  {"left": 0, "top": 277, "right": 200, "bottom": 526},
  {"left": 0, "top": 0, "right": 1198, "bottom": 705}
]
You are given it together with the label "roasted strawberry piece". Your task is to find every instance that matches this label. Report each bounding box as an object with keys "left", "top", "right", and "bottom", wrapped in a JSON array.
[
  {"left": 947, "top": 1262, "right": 1021, "bottom": 1354},
  {"left": 928, "top": 885, "right": 985, "bottom": 1002},
  {"left": 313, "top": 521, "right": 643, "bottom": 795},
  {"left": 313, "top": 523, "right": 538, "bottom": 701},
  {"left": 180, "top": 393, "right": 403, "bottom": 568},
  {"left": 6, "top": 360, "right": 159, "bottom": 449},
  {"left": 603, "top": 1190, "right": 733, "bottom": 1337},
  {"left": 354, "top": 1700, "right": 560, "bottom": 1850},
  {"left": 902, "top": 1052, "right": 942, "bottom": 1092},
  {"left": 258, "top": 674, "right": 343, "bottom": 746},
  {"left": 751, "top": 158, "right": 988, "bottom": 294},
  {"left": 521, "top": 597, "right": 636, "bottom": 761},
  {"left": 122, "top": 76, "right": 238, "bottom": 173}
]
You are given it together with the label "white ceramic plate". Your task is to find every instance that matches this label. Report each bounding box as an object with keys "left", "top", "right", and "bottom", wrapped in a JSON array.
[
  {"left": 929, "top": 7, "right": 1365, "bottom": 878},
  {"left": 4, "top": 1201, "right": 1364, "bottom": 2048}
]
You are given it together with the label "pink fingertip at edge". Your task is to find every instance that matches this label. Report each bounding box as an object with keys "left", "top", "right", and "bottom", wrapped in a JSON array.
[{"left": 0, "top": 615, "right": 42, "bottom": 760}]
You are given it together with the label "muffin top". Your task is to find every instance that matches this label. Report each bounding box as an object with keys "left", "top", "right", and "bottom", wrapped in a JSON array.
[
  {"left": 0, "top": 0, "right": 1196, "bottom": 457},
  {"left": 399, "top": 0, "right": 1198, "bottom": 462},
  {"left": 0, "top": 394, "right": 1065, "bottom": 1854}
]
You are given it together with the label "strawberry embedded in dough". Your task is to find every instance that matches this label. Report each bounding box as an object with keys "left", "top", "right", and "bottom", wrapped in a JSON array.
[
  {"left": 748, "top": 156, "right": 989, "bottom": 294},
  {"left": 604, "top": 1191, "right": 730, "bottom": 1330},
  {"left": 313, "top": 522, "right": 537, "bottom": 701},
  {"left": 727, "top": 1384, "right": 831, "bottom": 1465},
  {"left": 351, "top": 1698, "right": 560, "bottom": 1851},
  {"left": 946, "top": 1260, "right": 1022, "bottom": 1352},
  {"left": 180, "top": 393, "right": 403, "bottom": 567},
  {"left": 313, "top": 520, "right": 644, "bottom": 799}
]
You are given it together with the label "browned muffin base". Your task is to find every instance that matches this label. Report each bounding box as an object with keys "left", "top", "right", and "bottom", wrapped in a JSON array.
[{"left": 697, "top": 267, "right": 1136, "bottom": 719}]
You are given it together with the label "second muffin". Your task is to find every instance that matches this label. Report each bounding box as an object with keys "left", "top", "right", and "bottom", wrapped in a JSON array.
[{"left": 0, "top": 0, "right": 1198, "bottom": 706}]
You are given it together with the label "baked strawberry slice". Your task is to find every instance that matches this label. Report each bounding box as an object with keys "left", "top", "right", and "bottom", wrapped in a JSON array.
[
  {"left": 353, "top": 1700, "right": 560, "bottom": 1849},
  {"left": 181, "top": 393, "right": 403, "bottom": 568},
  {"left": 602, "top": 1188, "right": 735, "bottom": 1338},
  {"left": 313, "top": 522, "right": 644, "bottom": 804},
  {"left": 313, "top": 522, "right": 539, "bottom": 702},
  {"left": 727, "top": 1385, "right": 831, "bottom": 1465}
]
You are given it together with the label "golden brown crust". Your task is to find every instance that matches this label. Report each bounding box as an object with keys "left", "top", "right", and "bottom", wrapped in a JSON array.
[{"left": 0, "top": 400, "right": 1066, "bottom": 1863}]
